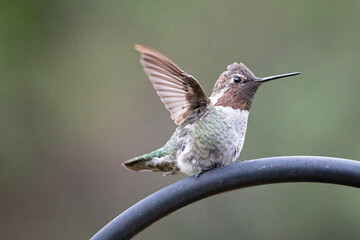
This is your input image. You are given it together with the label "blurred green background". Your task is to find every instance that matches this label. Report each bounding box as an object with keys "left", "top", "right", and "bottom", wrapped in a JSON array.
[{"left": 1, "top": 1, "right": 359, "bottom": 239}]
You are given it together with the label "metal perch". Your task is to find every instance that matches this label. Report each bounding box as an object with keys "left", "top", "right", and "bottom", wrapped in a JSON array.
[{"left": 91, "top": 156, "right": 360, "bottom": 240}]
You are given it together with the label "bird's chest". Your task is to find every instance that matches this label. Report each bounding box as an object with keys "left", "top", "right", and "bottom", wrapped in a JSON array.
[
  {"left": 203, "top": 106, "right": 249, "bottom": 141},
  {"left": 210, "top": 106, "right": 249, "bottom": 159},
  {"left": 180, "top": 107, "right": 248, "bottom": 159},
  {"left": 175, "top": 107, "right": 249, "bottom": 175}
]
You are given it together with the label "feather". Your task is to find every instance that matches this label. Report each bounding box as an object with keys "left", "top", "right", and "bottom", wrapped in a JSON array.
[{"left": 135, "top": 45, "right": 209, "bottom": 125}]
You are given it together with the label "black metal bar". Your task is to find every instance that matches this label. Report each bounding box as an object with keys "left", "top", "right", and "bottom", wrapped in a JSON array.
[{"left": 91, "top": 156, "right": 360, "bottom": 240}]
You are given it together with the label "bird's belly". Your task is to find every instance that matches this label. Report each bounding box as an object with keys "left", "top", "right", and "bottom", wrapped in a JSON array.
[
  {"left": 176, "top": 107, "right": 249, "bottom": 175},
  {"left": 176, "top": 132, "right": 244, "bottom": 175}
]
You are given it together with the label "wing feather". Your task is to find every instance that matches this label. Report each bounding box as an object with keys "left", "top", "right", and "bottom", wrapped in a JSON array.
[{"left": 135, "top": 45, "right": 209, "bottom": 125}]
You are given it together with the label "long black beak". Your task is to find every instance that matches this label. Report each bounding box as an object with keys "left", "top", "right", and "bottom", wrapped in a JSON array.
[{"left": 255, "top": 72, "right": 301, "bottom": 82}]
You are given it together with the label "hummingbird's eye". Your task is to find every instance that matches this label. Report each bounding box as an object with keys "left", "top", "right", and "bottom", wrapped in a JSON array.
[{"left": 233, "top": 76, "right": 241, "bottom": 83}]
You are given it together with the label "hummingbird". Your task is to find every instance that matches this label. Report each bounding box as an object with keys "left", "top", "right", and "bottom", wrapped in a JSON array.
[{"left": 123, "top": 45, "right": 300, "bottom": 178}]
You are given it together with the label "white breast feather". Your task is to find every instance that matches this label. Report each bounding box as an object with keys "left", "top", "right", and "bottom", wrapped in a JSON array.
[{"left": 177, "top": 106, "right": 249, "bottom": 175}]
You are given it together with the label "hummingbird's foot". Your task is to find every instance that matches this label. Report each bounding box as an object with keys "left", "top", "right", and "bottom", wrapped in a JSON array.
[
  {"left": 194, "top": 170, "right": 205, "bottom": 180},
  {"left": 194, "top": 164, "right": 220, "bottom": 180}
]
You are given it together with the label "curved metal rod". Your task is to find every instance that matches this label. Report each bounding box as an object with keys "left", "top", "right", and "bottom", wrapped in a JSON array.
[{"left": 91, "top": 156, "right": 360, "bottom": 240}]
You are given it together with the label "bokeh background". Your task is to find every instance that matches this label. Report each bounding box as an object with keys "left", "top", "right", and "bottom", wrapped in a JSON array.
[{"left": 1, "top": 1, "right": 359, "bottom": 239}]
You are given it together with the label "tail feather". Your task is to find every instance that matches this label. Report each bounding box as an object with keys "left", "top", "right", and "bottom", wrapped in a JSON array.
[
  {"left": 123, "top": 149, "right": 178, "bottom": 173},
  {"left": 123, "top": 155, "right": 153, "bottom": 172}
]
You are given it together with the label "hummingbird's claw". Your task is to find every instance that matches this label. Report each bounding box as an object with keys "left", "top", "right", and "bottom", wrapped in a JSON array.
[
  {"left": 194, "top": 164, "right": 220, "bottom": 180},
  {"left": 194, "top": 171, "right": 203, "bottom": 180}
]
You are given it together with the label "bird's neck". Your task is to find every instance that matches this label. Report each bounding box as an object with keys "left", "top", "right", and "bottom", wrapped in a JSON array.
[{"left": 210, "top": 88, "right": 254, "bottom": 110}]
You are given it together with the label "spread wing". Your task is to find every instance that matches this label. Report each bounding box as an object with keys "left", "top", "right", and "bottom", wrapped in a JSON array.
[{"left": 135, "top": 45, "right": 210, "bottom": 125}]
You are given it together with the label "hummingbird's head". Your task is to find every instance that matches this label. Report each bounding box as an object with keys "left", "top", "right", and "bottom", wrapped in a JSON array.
[{"left": 210, "top": 62, "right": 300, "bottom": 110}]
